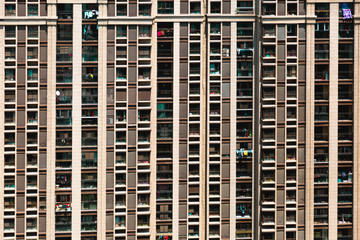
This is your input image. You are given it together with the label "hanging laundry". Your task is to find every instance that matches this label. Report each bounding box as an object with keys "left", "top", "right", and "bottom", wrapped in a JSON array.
[{"left": 343, "top": 8, "right": 352, "bottom": 19}]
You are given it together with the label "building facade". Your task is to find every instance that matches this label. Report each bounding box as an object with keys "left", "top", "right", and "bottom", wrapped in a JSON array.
[{"left": 0, "top": 0, "right": 359, "bottom": 240}]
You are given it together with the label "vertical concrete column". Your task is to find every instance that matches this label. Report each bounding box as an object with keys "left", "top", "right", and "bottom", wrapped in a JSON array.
[
  {"left": 72, "top": 4, "right": 83, "bottom": 239},
  {"left": 98, "top": 3, "right": 108, "bottom": 239},
  {"left": 0, "top": 22, "right": 5, "bottom": 238},
  {"left": 46, "top": 2, "right": 57, "bottom": 239},
  {"left": 149, "top": 24, "right": 158, "bottom": 240},
  {"left": 199, "top": 18, "right": 207, "bottom": 240},
  {"left": 172, "top": 21, "right": 180, "bottom": 240},
  {"left": 305, "top": 4, "right": 315, "bottom": 240},
  {"left": 229, "top": 21, "right": 237, "bottom": 240},
  {"left": 353, "top": 2, "right": 360, "bottom": 238},
  {"left": 328, "top": 4, "right": 339, "bottom": 240}
]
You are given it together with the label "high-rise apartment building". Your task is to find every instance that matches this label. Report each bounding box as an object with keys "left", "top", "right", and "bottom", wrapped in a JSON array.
[{"left": 0, "top": 0, "right": 358, "bottom": 239}]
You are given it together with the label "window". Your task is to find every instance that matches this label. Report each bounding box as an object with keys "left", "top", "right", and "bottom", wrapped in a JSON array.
[
  {"left": 55, "top": 215, "right": 71, "bottom": 232},
  {"left": 237, "top": 62, "right": 253, "bottom": 77},
  {"left": 157, "top": 124, "right": 173, "bottom": 139},
  {"left": 190, "top": 23, "right": 200, "bottom": 34},
  {"left": 27, "top": 69, "right": 38, "bottom": 81},
  {"left": 339, "top": 44, "right": 353, "bottom": 59},
  {"left": 83, "top": 4, "right": 98, "bottom": 19},
  {"left": 56, "top": 131, "right": 72, "bottom": 146},
  {"left": 56, "top": 174, "right": 71, "bottom": 188},
  {"left": 82, "top": 46, "right": 98, "bottom": 62},
  {"left": 116, "top": 47, "right": 127, "bottom": 59},
  {"left": 158, "top": 1, "right": 174, "bottom": 14},
  {"left": 157, "top": 184, "right": 173, "bottom": 199},
  {"left": 82, "top": 88, "right": 98, "bottom": 104},
  {"left": 210, "top": 23, "right": 221, "bottom": 34},
  {"left": 57, "top": 4, "right": 73, "bottom": 19},
  {"left": 117, "top": 26, "right": 127, "bottom": 38},
  {"left": 237, "top": 1, "right": 253, "bottom": 13},
  {"left": 56, "top": 195, "right": 71, "bottom": 212},
  {"left": 262, "top": 3, "right": 275, "bottom": 15},
  {"left": 5, "top": 69, "right": 15, "bottom": 81},
  {"left": 115, "top": 216, "right": 126, "bottom": 228},
  {"left": 56, "top": 110, "right": 72, "bottom": 125},
  {"left": 27, "top": 218, "right": 37, "bottom": 230},
  {"left": 5, "top": 4, "right": 16, "bottom": 17},
  {"left": 27, "top": 47, "right": 38, "bottom": 59},
  {"left": 56, "top": 46, "right": 73, "bottom": 62},
  {"left": 83, "top": 24, "right": 98, "bottom": 40},
  {"left": 237, "top": 23, "right": 253, "bottom": 37},
  {"left": 210, "top": 2, "right": 221, "bottom": 13},
  {"left": 315, "top": 3, "right": 329, "bottom": 18},
  {"left": 5, "top": 48, "right": 16, "bottom": 60},
  {"left": 82, "top": 67, "right": 98, "bottom": 83},
  {"left": 157, "top": 103, "right": 173, "bottom": 119},
  {"left": 139, "top": 46, "right": 151, "bottom": 58},
  {"left": 56, "top": 152, "right": 72, "bottom": 168},
  {"left": 157, "top": 144, "right": 172, "bottom": 158},
  {"left": 56, "top": 67, "right": 72, "bottom": 83},
  {"left": 4, "top": 219, "right": 14, "bottom": 231},
  {"left": 263, "top": 25, "right": 276, "bottom": 37},
  {"left": 117, "top": 4, "right": 127, "bottom": 16},
  {"left": 82, "top": 131, "right": 97, "bottom": 146},
  {"left": 139, "top": 26, "right": 151, "bottom": 37},
  {"left": 28, "top": 26, "right": 38, "bottom": 38},
  {"left": 139, "top": 4, "right": 151, "bottom": 16},
  {"left": 81, "top": 194, "right": 97, "bottom": 210},
  {"left": 190, "top": 2, "right": 201, "bottom": 14},
  {"left": 5, "top": 26, "right": 16, "bottom": 38},
  {"left": 157, "top": 62, "right": 173, "bottom": 78},
  {"left": 81, "top": 173, "right": 97, "bottom": 189},
  {"left": 315, "top": 23, "right": 330, "bottom": 38},
  {"left": 27, "top": 176, "right": 37, "bottom": 188},
  {"left": 157, "top": 83, "right": 172, "bottom": 98},
  {"left": 81, "top": 215, "right": 97, "bottom": 231},
  {"left": 158, "top": 42, "right": 172, "bottom": 57},
  {"left": 28, "top": 4, "right": 38, "bottom": 16}
]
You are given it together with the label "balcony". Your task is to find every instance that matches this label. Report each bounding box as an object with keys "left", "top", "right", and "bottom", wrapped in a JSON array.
[
  {"left": 237, "top": 23, "right": 253, "bottom": 37},
  {"left": 339, "top": 44, "right": 353, "bottom": 59},
  {"left": 82, "top": 152, "right": 97, "bottom": 168},
  {"left": 236, "top": 1, "right": 253, "bottom": 14},
  {"left": 5, "top": 69, "right": 15, "bottom": 81},
  {"left": 139, "top": 5, "right": 151, "bottom": 16},
  {"left": 338, "top": 146, "right": 352, "bottom": 162},
  {"left": 5, "top": 5, "right": 16, "bottom": 17},
  {"left": 315, "top": 23, "right": 329, "bottom": 38},
  {"left": 339, "top": 64, "right": 353, "bottom": 79},
  {"left": 82, "top": 46, "right": 98, "bottom": 62},
  {"left": 338, "top": 168, "right": 353, "bottom": 183},
  {"left": 81, "top": 173, "right": 97, "bottom": 189},
  {"left": 56, "top": 47, "right": 72, "bottom": 62},
  {"left": 82, "top": 131, "right": 97, "bottom": 146},
  {"left": 81, "top": 215, "right": 97, "bottom": 231},
  {"left": 55, "top": 216, "right": 71, "bottom": 232},
  {"left": 338, "top": 208, "right": 352, "bottom": 224},
  {"left": 237, "top": 62, "right": 253, "bottom": 77},
  {"left": 263, "top": 3, "right": 275, "bottom": 15},
  {"left": 56, "top": 110, "right": 72, "bottom": 125},
  {"left": 314, "top": 168, "right": 328, "bottom": 183},
  {"left": 338, "top": 187, "right": 352, "bottom": 203},
  {"left": 56, "top": 174, "right": 71, "bottom": 189},
  {"left": 339, "top": 23, "right": 353, "bottom": 38},
  {"left": 5, "top": 48, "right": 15, "bottom": 60},
  {"left": 57, "top": 4, "right": 72, "bottom": 19},
  {"left": 56, "top": 132, "right": 72, "bottom": 147},
  {"left": 83, "top": 4, "right": 98, "bottom": 19},
  {"left": 81, "top": 194, "right": 97, "bottom": 210},
  {"left": 315, "top": 106, "right": 329, "bottom": 121},
  {"left": 158, "top": 1, "right": 174, "bottom": 14}
]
